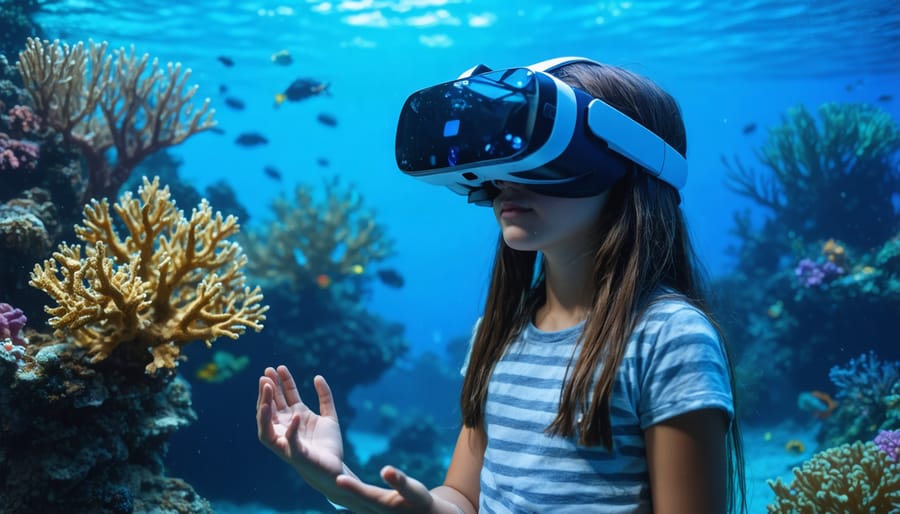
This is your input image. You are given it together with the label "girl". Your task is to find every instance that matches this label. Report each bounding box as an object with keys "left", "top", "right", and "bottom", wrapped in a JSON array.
[{"left": 256, "top": 58, "right": 746, "bottom": 514}]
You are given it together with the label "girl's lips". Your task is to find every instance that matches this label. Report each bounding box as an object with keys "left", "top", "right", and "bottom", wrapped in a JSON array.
[{"left": 500, "top": 206, "right": 532, "bottom": 218}]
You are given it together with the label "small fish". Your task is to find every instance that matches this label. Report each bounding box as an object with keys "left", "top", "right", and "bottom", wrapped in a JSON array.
[
  {"left": 263, "top": 165, "right": 282, "bottom": 181},
  {"left": 196, "top": 362, "right": 220, "bottom": 382},
  {"left": 195, "top": 351, "right": 251, "bottom": 383},
  {"left": 271, "top": 49, "right": 293, "bottom": 66},
  {"left": 784, "top": 439, "right": 805, "bottom": 454},
  {"left": 208, "top": 126, "right": 226, "bottom": 135},
  {"left": 877, "top": 94, "right": 893, "bottom": 103},
  {"left": 235, "top": 132, "right": 269, "bottom": 147},
  {"left": 316, "top": 112, "right": 338, "bottom": 127},
  {"left": 376, "top": 268, "right": 404, "bottom": 288},
  {"left": 350, "top": 264, "right": 364, "bottom": 275},
  {"left": 224, "top": 97, "right": 246, "bottom": 110},
  {"left": 316, "top": 157, "right": 330, "bottom": 168},
  {"left": 316, "top": 274, "right": 332, "bottom": 288},
  {"left": 767, "top": 300, "right": 784, "bottom": 319},
  {"left": 275, "top": 78, "right": 331, "bottom": 107},
  {"left": 844, "top": 83, "right": 854, "bottom": 92},
  {"left": 219, "top": 84, "right": 229, "bottom": 94},
  {"left": 741, "top": 122, "right": 757, "bottom": 135},
  {"left": 217, "top": 55, "right": 235, "bottom": 67}
]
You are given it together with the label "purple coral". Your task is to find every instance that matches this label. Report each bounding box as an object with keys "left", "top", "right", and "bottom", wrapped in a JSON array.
[
  {"left": 874, "top": 429, "right": 900, "bottom": 462},
  {"left": 794, "top": 257, "right": 845, "bottom": 288},
  {"left": 0, "top": 302, "right": 28, "bottom": 346}
]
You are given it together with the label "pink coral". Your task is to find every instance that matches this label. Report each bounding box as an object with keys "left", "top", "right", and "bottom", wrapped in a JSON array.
[
  {"left": 7, "top": 105, "right": 42, "bottom": 135},
  {"left": 0, "top": 302, "right": 28, "bottom": 346},
  {"left": 0, "top": 133, "right": 39, "bottom": 172}
]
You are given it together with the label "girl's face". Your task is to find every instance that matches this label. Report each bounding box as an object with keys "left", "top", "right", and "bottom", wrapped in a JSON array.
[{"left": 492, "top": 180, "right": 609, "bottom": 254}]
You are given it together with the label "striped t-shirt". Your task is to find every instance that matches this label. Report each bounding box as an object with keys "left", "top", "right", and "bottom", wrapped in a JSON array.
[{"left": 467, "top": 298, "right": 734, "bottom": 513}]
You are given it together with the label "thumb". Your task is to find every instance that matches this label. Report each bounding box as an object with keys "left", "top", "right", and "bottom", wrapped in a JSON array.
[{"left": 314, "top": 375, "right": 339, "bottom": 421}]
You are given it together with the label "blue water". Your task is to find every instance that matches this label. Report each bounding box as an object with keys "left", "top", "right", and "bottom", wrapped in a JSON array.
[
  {"left": 15, "top": 0, "right": 900, "bottom": 512},
  {"left": 31, "top": 0, "right": 900, "bottom": 356}
]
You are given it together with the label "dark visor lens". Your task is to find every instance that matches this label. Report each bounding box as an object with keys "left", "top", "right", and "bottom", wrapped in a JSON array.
[
  {"left": 466, "top": 171, "right": 623, "bottom": 206},
  {"left": 396, "top": 68, "right": 538, "bottom": 174}
]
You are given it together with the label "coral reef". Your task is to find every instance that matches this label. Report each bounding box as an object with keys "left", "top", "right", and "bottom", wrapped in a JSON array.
[
  {"left": 16, "top": 37, "right": 216, "bottom": 202},
  {"left": 714, "top": 102, "right": 900, "bottom": 419},
  {"left": 29, "top": 176, "right": 268, "bottom": 373},
  {"left": 725, "top": 102, "right": 900, "bottom": 248},
  {"left": 243, "top": 176, "right": 395, "bottom": 299},
  {"left": 0, "top": 53, "right": 93, "bottom": 325},
  {"left": 817, "top": 352, "right": 900, "bottom": 448},
  {"left": 0, "top": 334, "right": 212, "bottom": 514},
  {"left": 766, "top": 439, "right": 900, "bottom": 513},
  {"left": 0, "top": 0, "right": 42, "bottom": 59},
  {"left": 241, "top": 175, "right": 402, "bottom": 407}
]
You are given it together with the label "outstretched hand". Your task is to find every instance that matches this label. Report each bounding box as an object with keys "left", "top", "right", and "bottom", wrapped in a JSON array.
[
  {"left": 256, "top": 366, "right": 344, "bottom": 491},
  {"left": 256, "top": 365, "right": 446, "bottom": 513}
]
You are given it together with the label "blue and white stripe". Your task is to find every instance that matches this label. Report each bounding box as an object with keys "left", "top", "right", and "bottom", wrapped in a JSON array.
[{"left": 468, "top": 298, "right": 734, "bottom": 513}]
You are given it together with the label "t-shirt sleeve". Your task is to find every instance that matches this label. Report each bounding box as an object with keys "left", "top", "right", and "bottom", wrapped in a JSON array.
[
  {"left": 460, "top": 317, "right": 482, "bottom": 377},
  {"left": 637, "top": 306, "right": 734, "bottom": 429}
]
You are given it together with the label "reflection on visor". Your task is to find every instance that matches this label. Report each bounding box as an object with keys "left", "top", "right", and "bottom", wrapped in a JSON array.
[{"left": 396, "top": 69, "right": 539, "bottom": 173}]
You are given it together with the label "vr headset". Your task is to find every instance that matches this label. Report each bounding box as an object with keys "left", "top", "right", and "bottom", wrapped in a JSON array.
[{"left": 394, "top": 57, "right": 687, "bottom": 206}]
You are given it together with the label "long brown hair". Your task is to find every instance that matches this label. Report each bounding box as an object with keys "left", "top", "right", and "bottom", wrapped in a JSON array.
[{"left": 459, "top": 61, "right": 746, "bottom": 513}]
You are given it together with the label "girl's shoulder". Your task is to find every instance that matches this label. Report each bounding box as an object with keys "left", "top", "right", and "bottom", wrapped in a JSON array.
[
  {"left": 638, "top": 290, "right": 716, "bottom": 337},
  {"left": 643, "top": 287, "right": 701, "bottom": 314}
]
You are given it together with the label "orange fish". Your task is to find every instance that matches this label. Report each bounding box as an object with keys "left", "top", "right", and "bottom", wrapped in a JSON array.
[{"left": 316, "top": 274, "right": 332, "bottom": 288}]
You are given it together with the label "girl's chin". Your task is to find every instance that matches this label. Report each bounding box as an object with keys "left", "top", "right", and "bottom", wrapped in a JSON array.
[{"left": 502, "top": 228, "right": 541, "bottom": 251}]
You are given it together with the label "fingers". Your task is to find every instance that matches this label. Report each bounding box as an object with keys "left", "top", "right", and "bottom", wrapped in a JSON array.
[
  {"left": 335, "top": 466, "right": 431, "bottom": 510},
  {"left": 257, "top": 371, "right": 276, "bottom": 410},
  {"left": 263, "top": 367, "right": 289, "bottom": 410},
  {"left": 285, "top": 412, "right": 304, "bottom": 457},
  {"left": 277, "top": 365, "right": 302, "bottom": 406},
  {"left": 256, "top": 383, "right": 277, "bottom": 443},
  {"left": 380, "top": 466, "right": 425, "bottom": 501},
  {"left": 314, "top": 375, "right": 339, "bottom": 421}
]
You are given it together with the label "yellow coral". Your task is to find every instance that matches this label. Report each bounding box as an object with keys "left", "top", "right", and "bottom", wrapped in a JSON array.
[
  {"left": 767, "top": 440, "right": 900, "bottom": 513},
  {"left": 29, "top": 176, "right": 268, "bottom": 373}
]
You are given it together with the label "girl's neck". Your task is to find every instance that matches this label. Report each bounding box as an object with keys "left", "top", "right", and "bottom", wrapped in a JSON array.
[{"left": 534, "top": 250, "right": 595, "bottom": 331}]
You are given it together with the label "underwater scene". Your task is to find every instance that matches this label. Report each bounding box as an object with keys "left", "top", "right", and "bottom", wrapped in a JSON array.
[{"left": 0, "top": 0, "right": 898, "bottom": 512}]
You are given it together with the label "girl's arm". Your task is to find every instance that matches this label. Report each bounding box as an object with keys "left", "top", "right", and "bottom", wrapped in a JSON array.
[
  {"left": 431, "top": 426, "right": 486, "bottom": 514},
  {"left": 644, "top": 408, "right": 728, "bottom": 514}
]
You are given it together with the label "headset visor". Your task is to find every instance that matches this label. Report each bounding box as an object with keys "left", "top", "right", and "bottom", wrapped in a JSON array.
[{"left": 396, "top": 68, "right": 550, "bottom": 175}]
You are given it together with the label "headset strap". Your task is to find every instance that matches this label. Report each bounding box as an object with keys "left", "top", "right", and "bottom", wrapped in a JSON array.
[
  {"left": 459, "top": 56, "right": 600, "bottom": 79},
  {"left": 527, "top": 56, "right": 602, "bottom": 73}
]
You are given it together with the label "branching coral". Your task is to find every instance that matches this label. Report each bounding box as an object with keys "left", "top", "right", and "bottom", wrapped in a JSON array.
[
  {"left": 767, "top": 440, "right": 900, "bottom": 513},
  {"left": 16, "top": 38, "right": 216, "bottom": 202},
  {"left": 29, "top": 176, "right": 267, "bottom": 373},
  {"left": 243, "top": 177, "right": 395, "bottom": 294},
  {"left": 724, "top": 103, "right": 900, "bottom": 248},
  {"left": 817, "top": 351, "right": 900, "bottom": 447}
]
